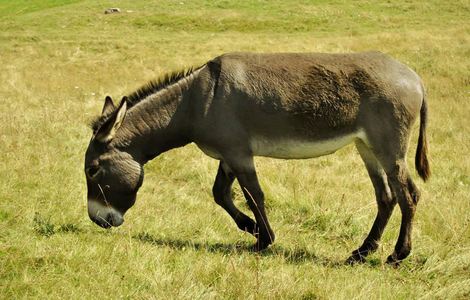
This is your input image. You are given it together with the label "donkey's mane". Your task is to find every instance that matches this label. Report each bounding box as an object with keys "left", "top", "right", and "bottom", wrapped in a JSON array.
[
  {"left": 126, "top": 67, "right": 197, "bottom": 107},
  {"left": 90, "top": 66, "right": 200, "bottom": 132}
]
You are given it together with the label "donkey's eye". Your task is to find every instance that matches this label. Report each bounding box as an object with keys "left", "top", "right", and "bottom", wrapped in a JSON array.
[{"left": 86, "top": 166, "right": 101, "bottom": 179}]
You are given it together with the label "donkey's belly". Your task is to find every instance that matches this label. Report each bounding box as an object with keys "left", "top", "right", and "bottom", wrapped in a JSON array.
[{"left": 251, "top": 130, "right": 367, "bottom": 159}]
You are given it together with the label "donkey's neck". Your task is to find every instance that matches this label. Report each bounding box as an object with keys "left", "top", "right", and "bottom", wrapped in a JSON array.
[{"left": 113, "top": 71, "right": 200, "bottom": 164}]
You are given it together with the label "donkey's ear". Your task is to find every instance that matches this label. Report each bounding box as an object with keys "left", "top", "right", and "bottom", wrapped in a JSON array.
[
  {"left": 101, "top": 96, "right": 116, "bottom": 115},
  {"left": 95, "top": 98, "right": 127, "bottom": 143}
]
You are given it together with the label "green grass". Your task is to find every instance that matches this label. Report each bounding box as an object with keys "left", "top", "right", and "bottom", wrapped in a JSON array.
[{"left": 1, "top": 0, "right": 469, "bottom": 298}]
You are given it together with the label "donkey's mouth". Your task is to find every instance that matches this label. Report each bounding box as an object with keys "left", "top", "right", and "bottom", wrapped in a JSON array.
[
  {"left": 88, "top": 200, "right": 124, "bottom": 228},
  {"left": 91, "top": 213, "right": 124, "bottom": 228},
  {"left": 95, "top": 218, "right": 112, "bottom": 229}
]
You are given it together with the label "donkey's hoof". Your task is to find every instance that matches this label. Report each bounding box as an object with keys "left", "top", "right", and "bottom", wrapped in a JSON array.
[
  {"left": 386, "top": 248, "right": 410, "bottom": 266},
  {"left": 249, "top": 239, "right": 272, "bottom": 252},
  {"left": 386, "top": 252, "right": 407, "bottom": 267},
  {"left": 346, "top": 244, "right": 377, "bottom": 264},
  {"left": 386, "top": 254, "right": 401, "bottom": 267},
  {"left": 249, "top": 243, "right": 268, "bottom": 252},
  {"left": 345, "top": 253, "right": 367, "bottom": 265}
]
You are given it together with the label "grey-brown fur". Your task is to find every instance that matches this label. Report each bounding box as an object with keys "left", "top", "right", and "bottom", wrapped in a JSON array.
[{"left": 84, "top": 52, "right": 430, "bottom": 265}]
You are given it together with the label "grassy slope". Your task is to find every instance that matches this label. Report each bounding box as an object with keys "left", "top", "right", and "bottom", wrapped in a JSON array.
[{"left": 0, "top": 0, "right": 469, "bottom": 298}]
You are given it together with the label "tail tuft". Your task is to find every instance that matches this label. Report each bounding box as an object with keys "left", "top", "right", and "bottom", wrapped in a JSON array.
[{"left": 415, "top": 89, "right": 430, "bottom": 181}]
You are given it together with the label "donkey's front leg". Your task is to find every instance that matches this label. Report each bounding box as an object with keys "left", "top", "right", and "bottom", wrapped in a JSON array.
[
  {"left": 212, "top": 161, "right": 257, "bottom": 235},
  {"left": 226, "top": 156, "right": 275, "bottom": 251}
]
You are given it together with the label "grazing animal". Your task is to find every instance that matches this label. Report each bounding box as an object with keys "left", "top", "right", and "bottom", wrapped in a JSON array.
[{"left": 84, "top": 52, "right": 430, "bottom": 264}]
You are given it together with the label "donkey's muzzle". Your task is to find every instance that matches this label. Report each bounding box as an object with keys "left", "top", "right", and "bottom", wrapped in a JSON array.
[
  {"left": 90, "top": 212, "right": 124, "bottom": 228},
  {"left": 88, "top": 200, "right": 124, "bottom": 228}
]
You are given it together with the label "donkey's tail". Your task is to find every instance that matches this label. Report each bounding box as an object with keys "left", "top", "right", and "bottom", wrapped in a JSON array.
[{"left": 415, "top": 86, "right": 430, "bottom": 181}]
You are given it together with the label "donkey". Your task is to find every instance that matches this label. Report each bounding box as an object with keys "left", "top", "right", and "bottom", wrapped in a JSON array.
[{"left": 84, "top": 52, "right": 430, "bottom": 264}]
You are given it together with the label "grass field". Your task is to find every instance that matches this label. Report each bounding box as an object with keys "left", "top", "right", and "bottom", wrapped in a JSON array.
[{"left": 1, "top": 0, "right": 469, "bottom": 298}]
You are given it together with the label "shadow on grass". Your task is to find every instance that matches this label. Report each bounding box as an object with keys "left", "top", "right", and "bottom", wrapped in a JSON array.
[
  {"left": 134, "top": 231, "right": 346, "bottom": 267},
  {"left": 33, "top": 213, "right": 82, "bottom": 237}
]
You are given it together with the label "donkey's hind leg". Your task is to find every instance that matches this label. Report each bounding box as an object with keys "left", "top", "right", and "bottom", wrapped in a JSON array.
[
  {"left": 381, "top": 160, "right": 420, "bottom": 265},
  {"left": 347, "top": 140, "right": 397, "bottom": 264},
  {"left": 370, "top": 134, "right": 421, "bottom": 265},
  {"left": 212, "top": 161, "right": 257, "bottom": 235}
]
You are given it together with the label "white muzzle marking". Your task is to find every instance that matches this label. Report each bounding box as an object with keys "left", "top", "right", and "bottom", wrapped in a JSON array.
[{"left": 88, "top": 200, "right": 124, "bottom": 226}]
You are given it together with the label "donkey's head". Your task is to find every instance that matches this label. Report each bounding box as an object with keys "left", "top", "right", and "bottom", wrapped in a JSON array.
[{"left": 84, "top": 96, "right": 143, "bottom": 228}]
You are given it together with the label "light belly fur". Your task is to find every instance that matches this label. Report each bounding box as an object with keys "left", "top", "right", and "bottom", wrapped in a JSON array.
[
  {"left": 196, "top": 130, "right": 369, "bottom": 160},
  {"left": 250, "top": 130, "right": 368, "bottom": 159}
]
